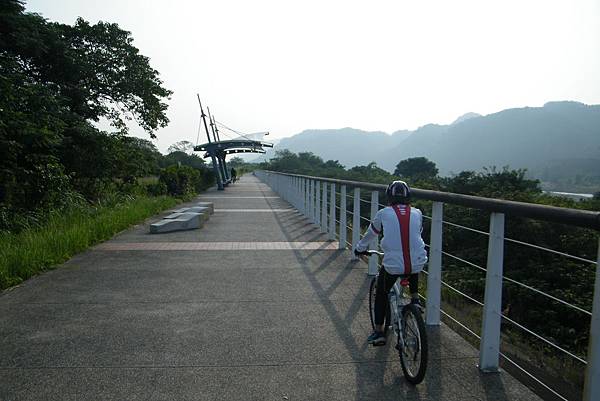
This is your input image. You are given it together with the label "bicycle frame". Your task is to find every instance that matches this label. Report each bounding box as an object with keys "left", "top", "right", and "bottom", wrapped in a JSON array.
[{"left": 389, "top": 280, "right": 411, "bottom": 348}]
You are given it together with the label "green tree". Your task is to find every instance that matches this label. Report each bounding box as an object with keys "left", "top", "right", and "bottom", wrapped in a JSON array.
[
  {"left": 0, "top": 0, "right": 171, "bottom": 217},
  {"left": 346, "top": 162, "right": 393, "bottom": 184},
  {"left": 159, "top": 151, "right": 206, "bottom": 170},
  {"left": 394, "top": 157, "right": 439, "bottom": 181},
  {"left": 167, "top": 141, "right": 194, "bottom": 154}
]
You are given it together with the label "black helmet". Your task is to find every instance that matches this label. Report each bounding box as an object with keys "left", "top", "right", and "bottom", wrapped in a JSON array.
[{"left": 386, "top": 180, "right": 411, "bottom": 204}]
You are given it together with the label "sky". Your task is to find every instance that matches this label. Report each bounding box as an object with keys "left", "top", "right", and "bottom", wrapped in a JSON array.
[{"left": 26, "top": 0, "right": 600, "bottom": 154}]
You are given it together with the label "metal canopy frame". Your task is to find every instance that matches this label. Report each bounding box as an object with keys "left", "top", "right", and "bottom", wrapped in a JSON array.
[
  {"left": 194, "top": 138, "right": 272, "bottom": 190},
  {"left": 194, "top": 95, "right": 272, "bottom": 190}
]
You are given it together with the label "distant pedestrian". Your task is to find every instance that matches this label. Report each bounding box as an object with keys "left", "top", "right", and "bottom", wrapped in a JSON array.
[{"left": 231, "top": 167, "right": 237, "bottom": 183}]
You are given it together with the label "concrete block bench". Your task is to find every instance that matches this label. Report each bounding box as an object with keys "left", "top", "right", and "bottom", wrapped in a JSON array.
[
  {"left": 186, "top": 206, "right": 211, "bottom": 215},
  {"left": 150, "top": 213, "right": 205, "bottom": 234},
  {"left": 164, "top": 211, "right": 209, "bottom": 222},
  {"left": 194, "top": 202, "right": 214, "bottom": 214}
]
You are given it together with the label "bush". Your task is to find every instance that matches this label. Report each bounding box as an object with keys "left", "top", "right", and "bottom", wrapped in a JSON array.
[
  {"left": 146, "top": 181, "right": 167, "bottom": 196},
  {"left": 159, "top": 165, "right": 201, "bottom": 196}
]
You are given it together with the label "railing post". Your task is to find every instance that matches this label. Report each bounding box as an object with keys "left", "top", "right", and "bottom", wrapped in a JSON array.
[
  {"left": 309, "top": 180, "right": 314, "bottom": 221},
  {"left": 351, "top": 188, "right": 360, "bottom": 260},
  {"left": 315, "top": 181, "right": 321, "bottom": 226},
  {"left": 479, "top": 212, "right": 505, "bottom": 372},
  {"left": 329, "top": 183, "right": 336, "bottom": 240},
  {"left": 294, "top": 177, "right": 298, "bottom": 207},
  {"left": 300, "top": 178, "right": 305, "bottom": 215},
  {"left": 584, "top": 238, "right": 600, "bottom": 401},
  {"left": 426, "top": 202, "right": 444, "bottom": 326},
  {"left": 339, "top": 185, "right": 347, "bottom": 249},
  {"left": 304, "top": 179, "right": 309, "bottom": 217},
  {"left": 321, "top": 182, "right": 328, "bottom": 233},
  {"left": 368, "top": 191, "right": 379, "bottom": 276}
]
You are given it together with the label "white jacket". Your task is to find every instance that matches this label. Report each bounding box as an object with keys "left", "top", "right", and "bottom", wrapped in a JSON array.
[{"left": 355, "top": 204, "right": 428, "bottom": 275}]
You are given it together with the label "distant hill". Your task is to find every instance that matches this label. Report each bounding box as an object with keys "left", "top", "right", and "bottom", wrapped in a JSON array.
[
  {"left": 257, "top": 128, "right": 400, "bottom": 168},
  {"left": 262, "top": 102, "right": 600, "bottom": 190},
  {"left": 451, "top": 112, "right": 482, "bottom": 125}
]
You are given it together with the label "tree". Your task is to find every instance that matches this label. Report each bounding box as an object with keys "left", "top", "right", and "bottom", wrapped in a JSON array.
[
  {"left": 159, "top": 151, "right": 206, "bottom": 170},
  {"left": 0, "top": 1, "right": 172, "bottom": 221},
  {"left": 167, "top": 141, "right": 194, "bottom": 154},
  {"left": 346, "top": 162, "right": 393, "bottom": 184},
  {"left": 394, "top": 157, "right": 439, "bottom": 181},
  {"left": 228, "top": 157, "right": 245, "bottom": 167}
]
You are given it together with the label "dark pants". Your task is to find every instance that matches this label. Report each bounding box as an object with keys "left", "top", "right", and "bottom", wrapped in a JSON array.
[{"left": 374, "top": 268, "right": 419, "bottom": 326}]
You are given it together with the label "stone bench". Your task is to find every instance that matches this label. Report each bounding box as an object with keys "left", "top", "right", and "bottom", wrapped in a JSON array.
[
  {"left": 186, "top": 206, "right": 211, "bottom": 215},
  {"left": 164, "top": 210, "right": 209, "bottom": 222},
  {"left": 150, "top": 213, "right": 204, "bottom": 234},
  {"left": 194, "top": 202, "right": 214, "bottom": 214}
]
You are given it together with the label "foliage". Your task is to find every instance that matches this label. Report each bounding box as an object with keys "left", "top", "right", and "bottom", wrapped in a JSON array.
[
  {"left": 159, "top": 151, "right": 206, "bottom": 170},
  {"left": 159, "top": 165, "right": 205, "bottom": 196},
  {"left": 0, "top": 1, "right": 172, "bottom": 230},
  {"left": 167, "top": 140, "right": 194, "bottom": 154},
  {"left": 394, "top": 157, "right": 439, "bottom": 181}
]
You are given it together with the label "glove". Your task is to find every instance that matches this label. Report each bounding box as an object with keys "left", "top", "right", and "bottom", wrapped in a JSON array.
[{"left": 354, "top": 248, "right": 366, "bottom": 256}]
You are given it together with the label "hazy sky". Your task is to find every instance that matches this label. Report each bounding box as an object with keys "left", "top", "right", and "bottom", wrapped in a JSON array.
[{"left": 26, "top": 0, "right": 600, "bottom": 154}]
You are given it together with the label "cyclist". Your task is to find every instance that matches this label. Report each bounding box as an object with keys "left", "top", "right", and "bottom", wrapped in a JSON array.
[{"left": 354, "top": 180, "right": 428, "bottom": 346}]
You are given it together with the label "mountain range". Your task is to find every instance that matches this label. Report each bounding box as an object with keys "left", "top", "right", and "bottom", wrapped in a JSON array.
[{"left": 258, "top": 101, "right": 600, "bottom": 189}]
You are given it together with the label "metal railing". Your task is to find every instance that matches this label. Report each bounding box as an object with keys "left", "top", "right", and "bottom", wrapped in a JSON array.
[{"left": 256, "top": 170, "right": 600, "bottom": 401}]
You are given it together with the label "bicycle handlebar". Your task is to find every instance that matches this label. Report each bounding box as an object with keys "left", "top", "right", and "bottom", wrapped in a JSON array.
[{"left": 355, "top": 249, "right": 384, "bottom": 257}]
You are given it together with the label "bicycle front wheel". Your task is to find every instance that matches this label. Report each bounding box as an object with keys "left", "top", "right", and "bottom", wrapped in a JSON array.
[{"left": 398, "top": 304, "right": 428, "bottom": 384}]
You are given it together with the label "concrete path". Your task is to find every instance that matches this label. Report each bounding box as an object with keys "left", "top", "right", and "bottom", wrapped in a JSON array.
[{"left": 0, "top": 175, "right": 542, "bottom": 401}]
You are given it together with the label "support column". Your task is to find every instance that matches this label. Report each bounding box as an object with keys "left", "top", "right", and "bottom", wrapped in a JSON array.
[
  {"left": 210, "top": 154, "right": 224, "bottom": 190},
  {"left": 426, "top": 202, "right": 443, "bottom": 326},
  {"left": 479, "top": 212, "right": 505, "bottom": 372}
]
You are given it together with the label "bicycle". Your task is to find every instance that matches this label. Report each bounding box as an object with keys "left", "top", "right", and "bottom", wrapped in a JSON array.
[{"left": 359, "top": 249, "right": 428, "bottom": 384}]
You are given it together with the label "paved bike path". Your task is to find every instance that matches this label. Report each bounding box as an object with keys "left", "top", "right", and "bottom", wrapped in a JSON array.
[{"left": 0, "top": 175, "right": 541, "bottom": 400}]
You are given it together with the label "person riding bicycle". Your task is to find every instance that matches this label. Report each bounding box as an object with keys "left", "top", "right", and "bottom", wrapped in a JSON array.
[{"left": 354, "top": 180, "right": 428, "bottom": 346}]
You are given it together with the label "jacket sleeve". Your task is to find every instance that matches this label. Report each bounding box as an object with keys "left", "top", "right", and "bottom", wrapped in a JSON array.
[{"left": 355, "top": 210, "right": 383, "bottom": 252}]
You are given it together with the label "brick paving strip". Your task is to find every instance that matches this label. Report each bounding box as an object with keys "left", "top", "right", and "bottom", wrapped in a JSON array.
[
  {"left": 198, "top": 196, "right": 281, "bottom": 199},
  {"left": 214, "top": 209, "right": 295, "bottom": 212},
  {"left": 94, "top": 241, "right": 340, "bottom": 251}
]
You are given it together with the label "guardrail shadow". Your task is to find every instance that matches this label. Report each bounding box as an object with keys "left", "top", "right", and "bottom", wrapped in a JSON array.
[{"left": 266, "top": 196, "right": 433, "bottom": 401}]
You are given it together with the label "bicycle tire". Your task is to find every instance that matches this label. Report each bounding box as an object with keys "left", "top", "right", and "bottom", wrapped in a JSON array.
[
  {"left": 368, "top": 277, "right": 391, "bottom": 334},
  {"left": 369, "top": 277, "right": 377, "bottom": 331},
  {"left": 398, "top": 304, "right": 428, "bottom": 384}
]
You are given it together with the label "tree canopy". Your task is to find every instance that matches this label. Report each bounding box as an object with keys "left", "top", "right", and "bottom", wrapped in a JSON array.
[
  {"left": 0, "top": 0, "right": 174, "bottom": 225},
  {"left": 394, "top": 157, "right": 439, "bottom": 181}
]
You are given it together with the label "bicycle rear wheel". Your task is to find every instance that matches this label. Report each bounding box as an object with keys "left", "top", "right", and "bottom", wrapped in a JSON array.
[
  {"left": 369, "top": 277, "right": 390, "bottom": 333},
  {"left": 398, "top": 304, "right": 428, "bottom": 384}
]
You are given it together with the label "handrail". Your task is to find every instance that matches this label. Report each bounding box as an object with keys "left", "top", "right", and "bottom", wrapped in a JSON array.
[
  {"left": 265, "top": 171, "right": 600, "bottom": 230},
  {"left": 258, "top": 169, "right": 600, "bottom": 401}
]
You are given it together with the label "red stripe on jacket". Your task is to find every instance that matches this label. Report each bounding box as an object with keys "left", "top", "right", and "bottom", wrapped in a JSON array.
[
  {"left": 370, "top": 222, "right": 381, "bottom": 234},
  {"left": 392, "top": 205, "right": 412, "bottom": 274}
]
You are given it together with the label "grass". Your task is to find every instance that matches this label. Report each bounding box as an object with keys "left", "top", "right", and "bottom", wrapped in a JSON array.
[{"left": 0, "top": 195, "right": 180, "bottom": 291}]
